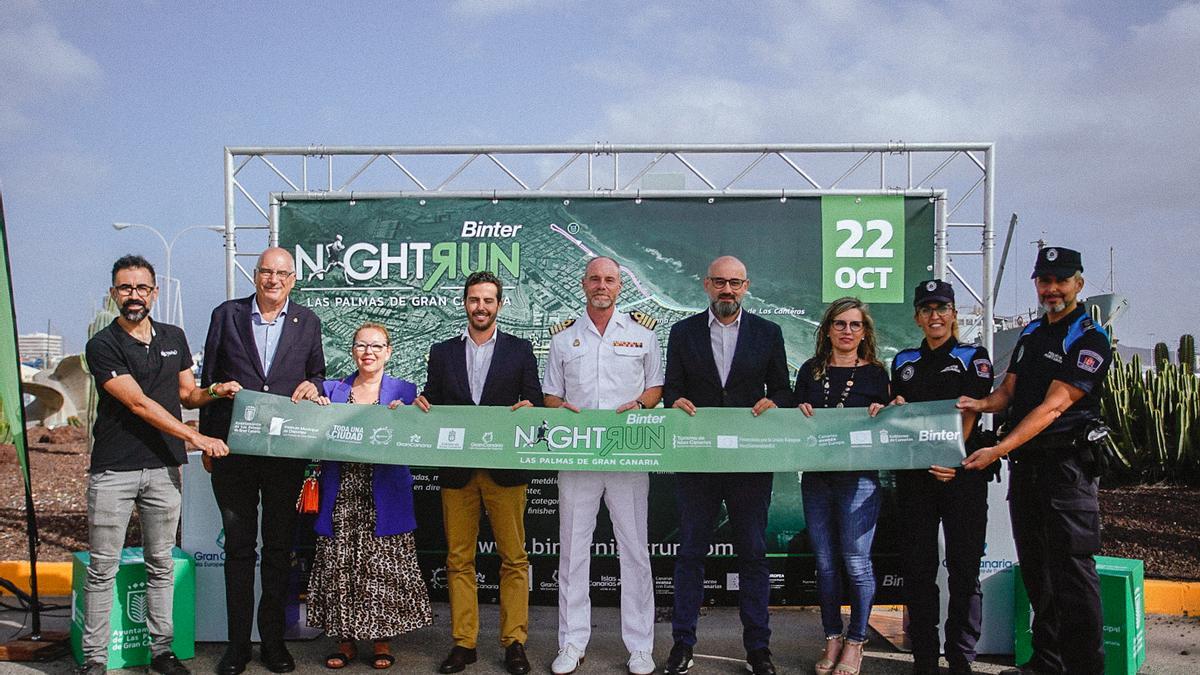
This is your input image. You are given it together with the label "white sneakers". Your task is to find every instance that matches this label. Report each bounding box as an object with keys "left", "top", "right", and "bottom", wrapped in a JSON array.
[
  {"left": 627, "top": 650, "right": 656, "bottom": 675},
  {"left": 552, "top": 644, "right": 586, "bottom": 674},
  {"left": 552, "top": 645, "right": 655, "bottom": 674}
]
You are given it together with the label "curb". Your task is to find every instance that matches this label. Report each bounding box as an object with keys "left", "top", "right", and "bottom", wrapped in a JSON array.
[
  {"left": 2, "top": 561, "right": 1198, "bottom": 616},
  {"left": 0, "top": 557, "right": 73, "bottom": 593},
  {"left": 0, "top": 561, "right": 73, "bottom": 596},
  {"left": 1145, "top": 579, "right": 1200, "bottom": 616}
]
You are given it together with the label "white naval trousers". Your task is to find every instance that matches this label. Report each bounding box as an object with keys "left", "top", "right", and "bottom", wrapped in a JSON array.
[{"left": 556, "top": 470, "right": 654, "bottom": 654}]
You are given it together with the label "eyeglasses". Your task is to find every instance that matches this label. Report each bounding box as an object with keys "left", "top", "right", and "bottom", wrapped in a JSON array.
[
  {"left": 917, "top": 304, "right": 955, "bottom": 317},
  {"left": 831, "top": 320, "right": 864, "bottom": 333},
  {"left": 255, "top": 268, "right": 295, "bottom": 279},
  {"left": 352, "top": 342, "right": 389, "bottom": 353},
  {"left": 114, "top": 284, "right": 155, "bottom": 296},
  {"left": 708, "top": 277, "right": 747, "bottom": 289}
]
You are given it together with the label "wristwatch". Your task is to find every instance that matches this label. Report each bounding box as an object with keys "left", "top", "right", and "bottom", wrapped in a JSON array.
[{"left": 636, "top": 400, "right": 647, "bottom": 409}]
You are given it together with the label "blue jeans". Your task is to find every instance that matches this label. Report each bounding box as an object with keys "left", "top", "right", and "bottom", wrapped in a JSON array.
[{"left": 801, "top": 471, "right": 881, "bottom": 642}]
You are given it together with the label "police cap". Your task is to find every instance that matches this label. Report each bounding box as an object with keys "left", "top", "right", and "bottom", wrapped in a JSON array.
[
  {"left": 1031, "top": 246, "right": 1083, "bottom": 279},
  {"left": 913, "top": 279, "right": 954, "bottom": 307}
]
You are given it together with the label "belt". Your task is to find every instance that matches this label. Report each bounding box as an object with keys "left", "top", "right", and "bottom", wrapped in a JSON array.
[{"left": 1007, "top": 431, "right": 1079, "bottom": 464}]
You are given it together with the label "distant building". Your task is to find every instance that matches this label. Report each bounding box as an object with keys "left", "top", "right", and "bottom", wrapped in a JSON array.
[{"left": 19, "top": 332, "right": 64, "bottom": 368}]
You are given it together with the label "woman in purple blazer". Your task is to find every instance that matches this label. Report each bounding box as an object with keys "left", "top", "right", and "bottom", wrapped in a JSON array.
[{"left": 306, "top": 322, "right": 432, "bottom": 669}]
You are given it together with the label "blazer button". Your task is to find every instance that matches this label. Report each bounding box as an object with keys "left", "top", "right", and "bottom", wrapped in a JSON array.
[{"left": 263, "top": 385, "right": 270, "bottom": 392}]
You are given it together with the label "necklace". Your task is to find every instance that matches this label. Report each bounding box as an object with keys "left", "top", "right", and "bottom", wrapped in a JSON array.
[
  {"left": 348, "top": 388, "right": 380, "bottom": 405},
  {"left": 822, "top": 358, "right": 859, "bottom": 408}
]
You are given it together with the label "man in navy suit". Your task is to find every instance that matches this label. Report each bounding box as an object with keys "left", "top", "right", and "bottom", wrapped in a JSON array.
[
  {"left": 415, "top": 271, "right": 542, "bottom": 675},
  {"left": 200, "top": 247, "right": 326, "bottom": 675},
  {"left": 662, "top": 255, "right": 792, "bottom": 675}
]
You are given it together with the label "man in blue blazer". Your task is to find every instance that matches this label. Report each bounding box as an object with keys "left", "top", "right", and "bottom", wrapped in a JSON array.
[
  {"left": 200, "top": 247, "right": 326, "bottom": 675},
  {"left": 415, "top": 271, "right": 543, "bottom": 675},
  {"left": 662, "top": 256, "right": 792, "bottom": 675}
]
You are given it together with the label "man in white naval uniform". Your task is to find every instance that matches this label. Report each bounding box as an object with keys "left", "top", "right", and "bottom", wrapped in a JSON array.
[{"left": 543, "top": 256, "right": 663, "bottom": 675}]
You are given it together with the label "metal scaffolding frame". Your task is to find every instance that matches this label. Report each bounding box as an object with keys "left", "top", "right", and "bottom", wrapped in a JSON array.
[{"left": 223, "top": 142, "right": 995, "bottom": 353}]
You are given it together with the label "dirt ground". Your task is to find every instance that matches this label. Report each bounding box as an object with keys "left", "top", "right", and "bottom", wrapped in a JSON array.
[{"left": 2, "top": 427, "right": 1198, "bottom": 581}]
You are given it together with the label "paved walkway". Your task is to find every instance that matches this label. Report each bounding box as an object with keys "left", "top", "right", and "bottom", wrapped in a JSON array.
[{"left": 1, "top": 601, "right": 1196, "bottom": 673}]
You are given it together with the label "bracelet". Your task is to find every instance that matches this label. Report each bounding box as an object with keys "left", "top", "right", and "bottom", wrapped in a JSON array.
[{"left": 207, "top": 383, "right": 220, "bottom": 399}]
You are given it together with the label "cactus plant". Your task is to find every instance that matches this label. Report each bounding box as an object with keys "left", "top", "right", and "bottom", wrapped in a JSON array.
[
  {"left": 1102, "top": 347, "right": 1200, "bottom": 481},
  {"left": 1154, "top": 342, "right": 1171, "bottom": 372},
  {"left": 1180, "top": 334, "right": 1196, "bottom": 373}
]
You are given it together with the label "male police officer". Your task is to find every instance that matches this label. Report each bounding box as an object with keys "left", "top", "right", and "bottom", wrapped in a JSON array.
[
  {"left": 543, "top": 256, "right": 662, "bottom": 675},
  {"left": 892, "top": 280, "right": 993, "bottom": 675},
  {"left": 959, "top": 247, "right": 1110, "bottom": 675}
]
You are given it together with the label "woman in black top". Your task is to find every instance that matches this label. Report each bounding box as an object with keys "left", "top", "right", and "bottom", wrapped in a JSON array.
[
  {"left": 795, "top": 297, "right": 889, "bottom": 675},
  {"left": 890, "top": 280, "right": 993, "bottom": 675}
]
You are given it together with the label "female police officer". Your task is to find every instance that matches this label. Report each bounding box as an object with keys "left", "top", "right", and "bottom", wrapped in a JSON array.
[{"left": 890, "top": 280, "right": 994, "bottom": 675}]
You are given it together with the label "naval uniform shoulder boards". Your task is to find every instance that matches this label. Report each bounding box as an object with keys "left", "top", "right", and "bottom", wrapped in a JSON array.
[
  {"left": 549, "top": 318, "right": 576, "bottom": 336},
  {"left": 628, "top": 310, "right": 657, "bottom": 330}
]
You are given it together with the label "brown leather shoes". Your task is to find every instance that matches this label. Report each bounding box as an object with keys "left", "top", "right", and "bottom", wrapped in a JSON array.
[
  {"left": 504, "top": 642, "right": 531, "bottom": 675},
  {"left": 438, "top": 646, "right": 477, "bottom": 674}
]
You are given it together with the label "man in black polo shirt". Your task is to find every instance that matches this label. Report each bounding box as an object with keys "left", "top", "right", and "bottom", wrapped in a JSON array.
[
  {"left": 81, "top": 255, "right": 238, "bottom": 675},
  {"left": 958, "top": 247, "right": 1111, "bottom": 675}
]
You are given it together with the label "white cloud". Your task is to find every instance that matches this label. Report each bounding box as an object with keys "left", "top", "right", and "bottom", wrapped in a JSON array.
[
  {"left": 580, "top": 1, "right": 1197, "bottom": 209},
  {"left": 0, "top": 17, "right": 103, "bottom": 133},
  {"left": 568, "top": 0, "right": 1199, "bottom": 340},
  {"left": 601, "top": 77, "right": 770, "bottom": 143}
]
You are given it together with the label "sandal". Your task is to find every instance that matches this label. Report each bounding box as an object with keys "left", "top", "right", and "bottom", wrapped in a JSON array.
[
  {"left": 325, "top": 641, "right": 357, "bottom": 670},
  {"left": 371, "top": 640, "right": 395, "bottom": 670},
  {"left": 815, "top": 635, "right": 844, "bottom": 675},
  {"left": 833, "top": 639, "right": 866, "bottom": 675}
]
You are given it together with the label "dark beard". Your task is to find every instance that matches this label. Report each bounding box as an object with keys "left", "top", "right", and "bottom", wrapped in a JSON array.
[{"left": 121, "top": 301, "right": 149, "bottom": 322}]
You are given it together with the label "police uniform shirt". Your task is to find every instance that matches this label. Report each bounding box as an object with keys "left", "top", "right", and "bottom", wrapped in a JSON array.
[
  {"left": 892, "top": 337, "right": 993, "bottom": 404},
  {"left": 543, "top": 311, "right": 663, "bottom": 408},
  {"left": 85, "top": 318, "right": 194, "bottom": 473},
  {"left": 1008, "top": 304, "right": 1111, "bottom": 436}
]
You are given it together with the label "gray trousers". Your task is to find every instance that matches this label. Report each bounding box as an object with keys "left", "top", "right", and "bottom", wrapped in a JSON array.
[{"left": 82, "top": 467, "right": 182, "bottom": 665}]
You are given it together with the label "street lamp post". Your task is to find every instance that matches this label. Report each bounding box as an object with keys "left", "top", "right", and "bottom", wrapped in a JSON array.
[{"left": 112, "top": 222, "right": 223, "bottom": 325}]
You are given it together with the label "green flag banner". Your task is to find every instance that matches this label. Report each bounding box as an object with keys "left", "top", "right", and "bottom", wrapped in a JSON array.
[
  {"left": 227, "top": 391, "right": 965, "bottom": 472},
  {"left": 0, "top": 193, "right": 28, "bottom": 486}
]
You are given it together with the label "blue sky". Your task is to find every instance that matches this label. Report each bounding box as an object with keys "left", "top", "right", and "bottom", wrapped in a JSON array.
[{"left": 1, "top": 0, "right": 1196, "bottom": 353}]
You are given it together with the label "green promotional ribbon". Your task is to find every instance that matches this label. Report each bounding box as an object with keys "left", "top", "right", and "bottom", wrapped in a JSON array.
[{"left": 226, "top": 390, "right": 965, "bottom": 473}]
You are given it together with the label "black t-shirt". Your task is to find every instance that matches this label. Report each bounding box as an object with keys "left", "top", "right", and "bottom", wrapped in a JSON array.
[
  {"left": 794, "top": 358, "right": 890, "bottom": 409},
  {"left": 891, "top": 337, "right": 993, "bottom": 403},
  {"left": 85, "top": 318, "right": 194, "bottom": 472},
  {"left": 1007, "top": 305, "right": 1111, "bottom": 437}
]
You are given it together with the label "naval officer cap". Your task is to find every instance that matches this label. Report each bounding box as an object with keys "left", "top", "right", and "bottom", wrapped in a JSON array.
[
  {"left": 1031, "top": 246, "right": 1083, "bottom": 279},
  {"left": 913, "top": 279, "right": 955, "bottom": 307}
]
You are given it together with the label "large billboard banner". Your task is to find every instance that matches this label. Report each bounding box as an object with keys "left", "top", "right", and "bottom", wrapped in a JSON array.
[{"left": 278, "top": 195, "right": 935, "bottom": 605}]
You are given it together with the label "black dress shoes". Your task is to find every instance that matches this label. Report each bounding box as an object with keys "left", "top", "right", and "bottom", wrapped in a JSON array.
[
  {"left": 439, "top": 646, "right": 478, "bottom": 674},
  {"left": 215, "top": 644, "right": 251, "bottom": 675},
  {"left": 664, "top": 642, "right": 694, "bottom": 674},
  {"left": 504, "top": 642, "right": 531, "bottom": 675},
  {"left": 150, "top": 651, "right": 190, "bottom": 675},
  {"left": 746, "top": 647, "right": 777, "bottom": 675},
  {"left": 259, "top": 641, "right": 296, "bottom": 673}
]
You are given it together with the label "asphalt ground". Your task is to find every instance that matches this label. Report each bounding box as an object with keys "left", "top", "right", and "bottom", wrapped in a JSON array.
[{"left": 1, "top": 601, "right": 1197, "bottom": 674}]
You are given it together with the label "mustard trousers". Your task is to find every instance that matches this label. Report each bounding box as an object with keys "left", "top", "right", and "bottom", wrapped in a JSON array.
[{"left": 441, "top": 471, "right": 529, "bottom": 648}]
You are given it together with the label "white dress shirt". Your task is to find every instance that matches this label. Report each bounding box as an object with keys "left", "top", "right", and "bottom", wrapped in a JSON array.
[
  {"left": 462, "top": 328, "right": 497, "bottom": 405},
  {"left": 708, "top": 307, "right": 741, "bottom": 386}
]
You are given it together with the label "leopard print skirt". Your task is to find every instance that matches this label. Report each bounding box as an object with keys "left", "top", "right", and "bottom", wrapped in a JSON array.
[{"left": 306, "top": 462, "right": 433, "bottom": 639}]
